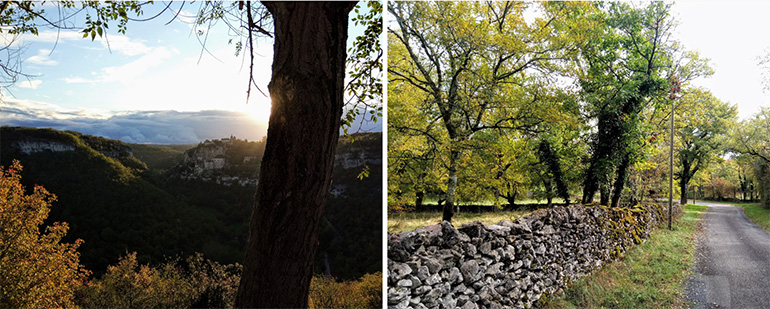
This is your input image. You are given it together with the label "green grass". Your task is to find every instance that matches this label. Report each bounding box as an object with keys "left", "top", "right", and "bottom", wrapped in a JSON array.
[
  {"left": 418, "top": 197, "right": 569, "bottom": 206},
  {"left": 541, "top": 204, "right": 708, "bottom": 308},
  {"left": 714, "top": 201, "right": 770, "bottom": 232},
  {"left": 387, "top": 210, "right": 532, "bottom": 234},
  {"left": 388, "top": 197, "right": 567, "bottom": 234}
]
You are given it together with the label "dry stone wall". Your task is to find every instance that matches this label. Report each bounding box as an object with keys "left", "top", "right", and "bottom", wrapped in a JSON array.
[{"left": 387, "top": 203, "right": 682, "bottom": 308}]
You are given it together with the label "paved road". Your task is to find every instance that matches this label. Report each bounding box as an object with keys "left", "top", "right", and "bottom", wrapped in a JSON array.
[{"left": 686, "top": 201, "right": 770, "bottom": 308}]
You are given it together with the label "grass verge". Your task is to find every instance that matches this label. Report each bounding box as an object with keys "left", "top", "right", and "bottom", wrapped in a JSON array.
[
  {"left": 387, "top": 210, "right": 531, "bottom": 234},
  {"left": 540, "top": 204, "right": 708, "bottom": 308},
  {"left": 714, "top": 201, "right": 770, "bottom": 232}
]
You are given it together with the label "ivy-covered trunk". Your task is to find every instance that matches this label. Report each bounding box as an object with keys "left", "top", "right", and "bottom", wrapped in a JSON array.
[
  {"left": 610, "top": 154, "right": 631, "bottom": 208},
  {"left": 679, "top": 158, "right": 692, "bottom": 206},
  {"left": 538, "top": 140, "right": 570, "bottom": 205},
  {"left": 600, "top": 183, "right": 611, "bottom": 206}
]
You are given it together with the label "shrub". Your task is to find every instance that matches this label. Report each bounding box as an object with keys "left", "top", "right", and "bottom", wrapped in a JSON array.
[
  {"left": 0, "top": 160, "right": 90, "bottom": 307},
  {"left": 308, "top": 272, "right": 382, "bottom": 308},
  {"left": 76, "top": 252, "right": 242, "bottom": 308}
]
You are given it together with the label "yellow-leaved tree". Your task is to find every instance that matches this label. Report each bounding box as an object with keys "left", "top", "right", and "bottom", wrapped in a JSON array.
[{"left": 0, "top": 160, "right": 90, "bottom": 307}]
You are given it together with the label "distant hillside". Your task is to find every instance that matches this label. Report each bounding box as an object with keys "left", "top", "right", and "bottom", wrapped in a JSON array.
[
  {"left": 0, "top": 126, "right": 203, "bottom": 272},
  {"left": 0, "top": 126, "right": 381, "bottom": 279},
  {"left": 128, "top": 143, "right": 193, "bottom": 172}
]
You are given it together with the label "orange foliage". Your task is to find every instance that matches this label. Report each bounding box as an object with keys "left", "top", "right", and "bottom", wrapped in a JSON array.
[
  {"left": 0, "top": 160, "right": 90, "bottom": 307},
  {"left": 308, "top": 272, "right": 382, "bottom": 308}
]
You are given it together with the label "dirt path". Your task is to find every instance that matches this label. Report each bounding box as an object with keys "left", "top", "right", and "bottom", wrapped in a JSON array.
[{"left": 686, "top": 201, "right": 770, "bottom": 308}]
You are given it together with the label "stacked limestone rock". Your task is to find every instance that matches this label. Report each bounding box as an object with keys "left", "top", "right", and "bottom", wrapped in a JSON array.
[{"left": 387, "top": 203, "right": 681, "bottom": 308}]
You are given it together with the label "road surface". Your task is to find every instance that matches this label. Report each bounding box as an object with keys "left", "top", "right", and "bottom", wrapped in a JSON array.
[{"left": 686, "top": 201, "right": 770, "bottom": 308}]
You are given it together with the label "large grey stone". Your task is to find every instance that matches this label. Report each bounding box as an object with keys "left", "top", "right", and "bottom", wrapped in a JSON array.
[
  {"left": 388, "top": 286, "right": 409, "bottom": 304},
  {"left": 479, "top": 242, "right": 492, "bottom": 255},
  {"left": 424, "top": 257, "right": 442, "bottom": 274},
  {"left": 390, "top": 262, "right": 413, "bottom": 281},
  {"left": 417, "top": 265, "right": 430, "bottom": 281},
  {"left": 449, "top": 266, "right": 464, "bottom": 284},
  {"left": 441, "top": 220, "right": 470, "bottom": 246},
  {"left": 424, "top": 273, "right": 442, "bottom": 286},
  {"left": 397, "top": 279, "right": 413, "bottom": 287},
  {"left": 440, "top": 294, "right": 457, "bottom": 309},
  {"left": 460, "top": 301, "right": 478, "bottom": 309},
  {"left": 414, "top": 285, "right": 432, "bottom": 295},
  {"left": 460, "top": 260, "right": 482, "bottom": 284}
]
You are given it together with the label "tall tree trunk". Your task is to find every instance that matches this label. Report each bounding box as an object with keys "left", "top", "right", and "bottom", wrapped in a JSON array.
[
  {"left": 679, "top": 159, "right": 692, "bottom": 205},
  {"left": 538, "top": 140, "right": 570, "bottom": 204},
  {"left": 610, "top": 155, "right": 630, "bottom": 208},
  {"left": 600, "top": 182, "right": 610, "bottom": 206},
  {"left": 443, "top": 149, "right": 460, "bottom": 222},
  {"left": 543, "top": 178, "right": 554, "bottom": 207},
  {"left": 415, "top": 190, "right": 424, "bottom": 208},
  {"left": 582, "top": 161, "right": 599, "bottom": 204},
  {"left": 235, "top": 2, "right": 356, "bottom": 308}
]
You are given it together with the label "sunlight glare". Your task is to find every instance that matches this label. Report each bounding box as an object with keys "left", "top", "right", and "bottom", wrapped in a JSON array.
[{"left": 244, "top": 94, "right": 272, "bottom": 123}]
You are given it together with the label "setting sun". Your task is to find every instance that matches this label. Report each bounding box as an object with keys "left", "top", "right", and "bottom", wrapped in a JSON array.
[{"left": 243, "top": 94, "right": 272, "bottom": 123}]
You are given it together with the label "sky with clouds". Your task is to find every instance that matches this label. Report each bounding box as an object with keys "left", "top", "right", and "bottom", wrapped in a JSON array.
[
  {"left": 671, "top": 0, "right": 770, "bottom": 120},
  {"left": 0, "top": 2, "right": 379, "bottom": 144},
  {"left": 2, "top": 2, "right": 769, "bottom": 144}
]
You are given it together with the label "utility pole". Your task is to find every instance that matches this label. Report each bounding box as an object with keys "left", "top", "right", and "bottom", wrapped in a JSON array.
[{"left": 668, "top": 76, "right": 681, "bottom": 230}]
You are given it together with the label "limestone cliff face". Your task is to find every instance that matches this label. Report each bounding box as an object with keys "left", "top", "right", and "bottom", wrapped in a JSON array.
[
  {"left": 10, "top": 131, "right": 133, "bottom": 159},
  {"left": 334, "top": 149, "right": 382, "bottom": 169},
  {"left": 170, "top": 133, "right": 382, "bottom": 191},
  {"left": 183, "top": 138, "right": 231, "bottom": 174},
  {"left": 171, "top": 137, "right": 259, "bottom": 187},
  {"left": 13, "top": 140, "right": 76, "bottom": 154}
]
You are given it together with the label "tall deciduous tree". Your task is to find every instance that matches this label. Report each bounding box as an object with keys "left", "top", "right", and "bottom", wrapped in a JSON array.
[
  {"left": 732, "top": 107, "right": 770, "bottom": 208},
  {"left": 234, "top": 2, "right": 359, "bottom": 308},
  {"left": 674, "top": 87, "right": 736, "bottom": 205},
  {"left": 388, "top": 1, "right": 584, "bottom": 222},
  {"left": 577, "top": 2, "right": 709, "bottom": 207}
]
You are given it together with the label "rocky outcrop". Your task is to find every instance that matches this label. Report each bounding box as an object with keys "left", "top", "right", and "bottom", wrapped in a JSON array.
[
  {"left": 11, "top": 134, "right": 133, "bottom": 159},
  {"left": 387, "top": 203, "right": 682, "bottom": 308},
  {"left": 183, "top": 138, "right": 231, "bottom": 174},
  {"left": 13, "top": 140, "right": 76, "bottom": 154},
  {"left": 335, "top": 150, "right": 382, "bottom": 169}
]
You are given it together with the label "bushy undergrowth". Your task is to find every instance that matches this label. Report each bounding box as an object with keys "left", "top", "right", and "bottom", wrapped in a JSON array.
[
  {"left": 75, "top": 252, "right": 241, "bottom": 308},
  {"left": 75, "top": 252, "right": 382, "bottom": 308},
  {"left": 309, "top": 272, "right": 383, "bottom": 308}
]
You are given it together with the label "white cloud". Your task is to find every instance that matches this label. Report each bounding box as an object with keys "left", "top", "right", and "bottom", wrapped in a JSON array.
[
  {"left": 17, "top": 80, "right": 42, "bottom": 89},
  {"left": 1, "top": 98, "right": 268, "bottom": 144},
  {"left": 26, "top": 49, "right": 58, "bottom": 66},
  {"left": 26, "top": 31, "right": 85, "bottom": 43},
  {"left": 62, "top": 76, "right": 92, "bottom": 84},
  {"left": 98, "top": 35, "right": 152, "bottom": 56},
  {"left": 99, "top": 46, "right": 179, "bottom": 84},
  {"left": 59, "top": 40, "right": 178, "bottom": 86}
]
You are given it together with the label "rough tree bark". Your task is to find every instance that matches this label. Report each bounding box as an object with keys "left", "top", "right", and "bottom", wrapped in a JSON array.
[
  {"left": 234, "top": 2, "right": 357, "bottom": 308},
  {"left": 443, "top": 149, "right": 460, "bottom": 222},
  {"left": 679, "top": 158, "right": 693, "bottom": 206}
]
